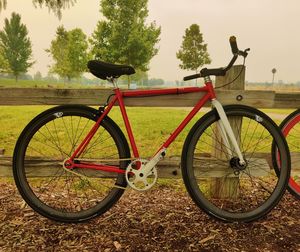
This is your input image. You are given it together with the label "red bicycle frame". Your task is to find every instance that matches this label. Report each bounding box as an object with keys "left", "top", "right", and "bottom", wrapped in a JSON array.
[{"left": 66, "top": 81, "right": 217, "bottom": 174}]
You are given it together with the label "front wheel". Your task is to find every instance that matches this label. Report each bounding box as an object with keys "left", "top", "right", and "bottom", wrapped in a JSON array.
[
  {"left": 276, "top": 108, "right": 300, "bottom": 199},
  {"left": 13, "top": 105, "right": 130, "bottom": 223},
  {"left": 181, "top": 105, "right": 290, "bottom": 222}
]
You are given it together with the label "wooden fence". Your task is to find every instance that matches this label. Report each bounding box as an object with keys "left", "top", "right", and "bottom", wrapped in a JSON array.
[
  {"left": 1, "top": 65, "right": 299, "bottom": 179},
  {"left": 0, "top": 86, "right": 300, "bottom": 108}
]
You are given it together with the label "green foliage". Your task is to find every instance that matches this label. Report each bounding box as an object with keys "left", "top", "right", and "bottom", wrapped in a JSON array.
[
  {"left": 33, "top": 71, "right": 42, "bottom": 81},
  {"left": 0, "top": 46, "right": 9, "bottom": 72},
  {"left": 146, "top": 78, "right": 164, "bottom": 86},
  {"left": 128, "top": 69, "right": 148, "bottom": 84},
  {"left": 90, "top": 0, "right": 161, "bottom": 86},
  {"left": 47, "top": 26, "right": 90, "bottom": 81},
  {"left": 177, "top": 24, "right": 211, "bottom": 73},
  {"left": 0, "top": 0, "right": 6, "bottom": 12},
  {"left": 0, "top": 12, "right": 34, "bottom": 80},
  {"left": 32, "top": 0, "right": 76, "bottom": 19},
  {"left": 0, "top": 0, "right": 75, "bottom": 19}
]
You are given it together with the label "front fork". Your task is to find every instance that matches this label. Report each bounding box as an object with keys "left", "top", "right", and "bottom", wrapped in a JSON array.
[{"left": 212, "top": 99, "right": 245, "bottom": 165}]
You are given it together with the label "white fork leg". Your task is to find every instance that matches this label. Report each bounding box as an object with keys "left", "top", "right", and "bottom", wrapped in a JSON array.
[
  {"left": 212, "top": 100, "right": 245, "bottom": 165},
  {"left": 217, "top": 120, "right": 233, "bottom": 158}
]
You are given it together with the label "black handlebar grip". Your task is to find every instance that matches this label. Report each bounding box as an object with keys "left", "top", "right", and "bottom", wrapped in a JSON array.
[
  {"left": 229, "top": 36, "right": 238, "bottom": 54},
  {"left": 183, "top": 73, "right": 201, "bottom": 81}
]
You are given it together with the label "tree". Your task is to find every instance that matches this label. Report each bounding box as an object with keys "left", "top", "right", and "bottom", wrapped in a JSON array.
[
  {"left": 0, "top": 0, "right": 6, "bottom": 12},
  {"left": 34, "top": 71, "right": 43, "bottom": 80},
  {"left": 47, "top": 26, "right": 89, "bottom": 81},
  {"left": 32, "top": 0, "right": 76, "bottom": 19},
  {"left": 0, "top": 46, "right": 9, "bottom": 73},
  {"left": 0, "top": 12, "right": 34, "bottom": 81},
  {"left": 90, "top": 0, "right": 161, "bottom": 88},
  {"left": 271, "top": 68, "right": 277, "bottom": 85},
  {"left": 176, "top": 24, "right": 211, "bottom": 74},
  {"left": 0, "top": 0, "right": 76, "bottom": 19},
  {"left": 147, "top": 78, "right": 164, "bottom": 86}
]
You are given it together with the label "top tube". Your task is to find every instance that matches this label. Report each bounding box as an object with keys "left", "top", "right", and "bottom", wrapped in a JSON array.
[{"left": 122, "top": 86, "right": 209, "bottom": 98}]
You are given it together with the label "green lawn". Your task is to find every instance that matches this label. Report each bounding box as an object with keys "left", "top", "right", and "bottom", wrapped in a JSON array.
[
  {"left": 0, "top": 105, "right": 293, "bottom": 157},
  {"left": 0, "top": 106, "right": 204, "bottom": 156},
  {"left": 0, "top": 78, "right": 102, "bottom": 89}
]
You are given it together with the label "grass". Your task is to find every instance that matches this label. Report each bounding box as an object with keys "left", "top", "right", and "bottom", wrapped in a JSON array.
[
  {"left": 0, "top": 78, "right": 102, "bottom": 89},
  {"left": 262, "top": 108, "right": 295, "bottom": 115},
  {"left": 0, "top": 105, "right": 294, "bottom": 157},
  {"left": 0, "top": 106, "right": 204, "bottom": 156}
]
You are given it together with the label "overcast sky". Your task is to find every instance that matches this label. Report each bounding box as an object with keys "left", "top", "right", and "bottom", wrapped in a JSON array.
[{"left": 1, "top": 0, "right": 300, "bottom": 83}]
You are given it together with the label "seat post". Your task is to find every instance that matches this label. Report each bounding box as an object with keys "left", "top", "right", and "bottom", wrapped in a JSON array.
[{"left": 107, "top": 77, "right": 118, "bottom": 88}]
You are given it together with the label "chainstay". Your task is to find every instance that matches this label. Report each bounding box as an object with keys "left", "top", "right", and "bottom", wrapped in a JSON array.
[
  {"left": 74, "top": 157, "right": 134, "bottom": 162},
  {"left": 62, "top": 163, "right": 127, "bottom": 190}
]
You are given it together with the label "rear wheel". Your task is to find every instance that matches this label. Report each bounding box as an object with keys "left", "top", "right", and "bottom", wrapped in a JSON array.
[
  {"left": 13, "top": 105, "right": 130, "bottom": 223},
  {"left": 181, "top": 105, "right": 290, "bottom": 222}
]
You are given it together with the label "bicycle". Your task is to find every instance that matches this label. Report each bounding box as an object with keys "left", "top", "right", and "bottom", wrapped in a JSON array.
[
  {"left": 13, "top": 37, "right": 291, "bottom": 223},
  {"left": 275, "top": 109, "right": 300, "bottom": 199}
]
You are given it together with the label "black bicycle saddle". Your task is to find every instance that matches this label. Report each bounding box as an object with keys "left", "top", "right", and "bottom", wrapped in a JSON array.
[{"left": 87, "top": 60, "right": 135, "bottom": 80}]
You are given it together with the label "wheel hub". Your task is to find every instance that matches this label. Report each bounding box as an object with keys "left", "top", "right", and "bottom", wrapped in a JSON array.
[{"left": 230, "top": 157, "right": 247, "bottom": 175}]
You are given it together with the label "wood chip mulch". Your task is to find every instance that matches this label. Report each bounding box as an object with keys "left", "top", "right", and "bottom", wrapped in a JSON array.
[{"left": 0, "top": 182, "right": 299, "bottom": 252}]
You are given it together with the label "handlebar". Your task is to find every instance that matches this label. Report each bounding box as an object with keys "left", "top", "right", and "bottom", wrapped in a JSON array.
[
  {"left": 229, "top": 36, "right": 239, "bottom": 54},
  {"left": 183, "top": 36, "right": 250, "bottom": 81}
]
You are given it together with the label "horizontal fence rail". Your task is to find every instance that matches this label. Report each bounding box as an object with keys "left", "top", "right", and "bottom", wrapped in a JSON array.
[
  {"left": 0, "top": 87, "right": 299, "bottom": 108},
  {"left": 1, "top": 154, "right": 299, "bottom": 178}
]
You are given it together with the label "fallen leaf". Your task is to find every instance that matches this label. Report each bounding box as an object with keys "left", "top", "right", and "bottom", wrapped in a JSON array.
[
  {"left": 66, "top": 228, "right": 73, "bottom": 233},
  {"left": 200, "top": 235, "right": 216, "bottom": 244},
  {"left": 227, "top": 227, "right": 233, "bottom": 234},
  {"left": 10, "top": 219, "right": 24, "bottom": 226},
  {"left": 113, "top": 241, "right": 121, "bottom": 251}
]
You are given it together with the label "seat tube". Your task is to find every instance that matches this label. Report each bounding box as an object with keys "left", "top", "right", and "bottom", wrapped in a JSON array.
[{"left": 115, "top": 89, "right": 139, "bottom": 158}]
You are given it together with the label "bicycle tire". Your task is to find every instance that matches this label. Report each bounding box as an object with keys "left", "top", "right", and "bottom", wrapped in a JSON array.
[
  {"left": 181, "top": 104, "right": 290, "bottom": 222},
  {"left": 13, "top": 105, "right": 130, "bottom": 223},
  {"left": 276, "top": 108, "right": 300, "bottom": 199}
]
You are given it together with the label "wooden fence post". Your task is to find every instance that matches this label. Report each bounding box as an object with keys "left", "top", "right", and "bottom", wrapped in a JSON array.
[{"left": 210, "top": 65, "right": 245, "bottom": 198}]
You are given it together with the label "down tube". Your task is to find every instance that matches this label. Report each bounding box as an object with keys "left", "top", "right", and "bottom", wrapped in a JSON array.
[{"left": 161, "top": 92, "right": 211, "bottom": 149}]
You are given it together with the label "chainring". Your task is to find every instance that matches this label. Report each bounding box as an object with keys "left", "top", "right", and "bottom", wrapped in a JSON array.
[{"left": 125, "top": 159, "right": 158, "bottom": 191}]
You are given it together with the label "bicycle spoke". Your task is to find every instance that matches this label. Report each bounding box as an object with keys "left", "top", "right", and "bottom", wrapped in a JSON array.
[
  {"left": 18, "top": 108, "right": 128, "bottom": 219},
  {"left": 186, "top": 109, "right": 288, "bottom": 220}
]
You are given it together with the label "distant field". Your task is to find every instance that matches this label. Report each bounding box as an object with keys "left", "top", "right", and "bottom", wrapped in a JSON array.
[
  {"left": 246, "top": 85, "right": 300, "bottom": 92},
  {"left": 0, "top": 78, "right": 102, "bottom": 89}
]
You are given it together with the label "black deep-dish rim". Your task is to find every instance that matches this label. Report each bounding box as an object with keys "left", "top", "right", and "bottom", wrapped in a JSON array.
[
  {"left": 181, "top": 105, "right": 290, "bottom": 222},
  {"left": 13, "top": 105, "right": 130, "bottom": 223}
]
